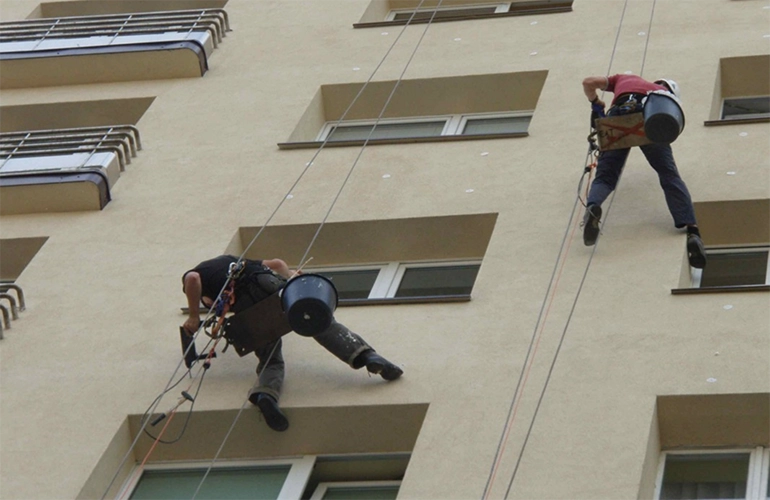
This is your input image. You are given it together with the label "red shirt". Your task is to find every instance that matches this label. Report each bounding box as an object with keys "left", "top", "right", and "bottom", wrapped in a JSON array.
[{"left": 605, "top": 74, "right": 666, "bottom": 105}]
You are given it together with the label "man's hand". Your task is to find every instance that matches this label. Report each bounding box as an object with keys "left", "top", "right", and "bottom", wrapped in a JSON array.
[
  {"left": 183, "top": 316, "right": 201, "bottom": 335},
  {"left": 591, "top": 97, "right": 606, "bottom": 110}
]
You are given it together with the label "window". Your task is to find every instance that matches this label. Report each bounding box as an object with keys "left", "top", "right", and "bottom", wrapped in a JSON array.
[
  {"left": 119, "top": 457, "right": 315, "bottom": 500},
  {"left": 309, "top": 480, "right": 401, "bottom": 500},
  {"left": 706, "top": 55, "right": 770, "bottom": 125},
  {"left": 672, "top": 200, "right": 770, "bottom": 294},
  {"left": 311, "top": 261, "right": 481, "bottom": 303},
  {"left": 0, "top": 8, "right": 230, "bottom": 88},
  {"left": 656, "top": 448, "right": 770, "bottom": 500},
  {"left": 386, "top": 3, "right": 509, "bottom": 21},
  {"left": 354, "top": 0, "right": 573, "bottom": 28},
  {"left": 280, "top": 71, "right": 546, "bottom": 149},
  {"left": 118, "top": 455, "right": 408, "bottom": 500},
  {"left": 690, "top": 247, "right": 770, "bottom": 289},
  {"left": 722, "top": 96, "right": 770, "bottom": 120},
  {"left": 319, "top": 113, "right": 532, "bottom": 142}
]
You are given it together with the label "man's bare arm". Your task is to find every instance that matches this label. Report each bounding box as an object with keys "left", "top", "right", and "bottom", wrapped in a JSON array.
[
  {"left": 582, "top": 76, "right": 608, "bottom": 103},
  {"left": 183, "top": 271, "right": 202, "bottom": 333},
  {"left": 263, "top": 258, "right": 292, "bottom": 279}
]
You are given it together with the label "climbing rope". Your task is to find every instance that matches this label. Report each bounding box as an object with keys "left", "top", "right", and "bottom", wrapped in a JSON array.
[
  {"left": 189, "top": 2, "right": 449, "bottom": 494},
  {"left": 102, "top": 1, "right": 446, "bottom": 497},
  {"left": 497, "top": 1, "right": 660, "bottom": 497}
]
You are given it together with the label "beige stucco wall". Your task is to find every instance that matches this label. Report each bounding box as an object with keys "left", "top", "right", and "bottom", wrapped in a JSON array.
[{"left": 1, "top": 0, "right": 768, "bottom": 499}]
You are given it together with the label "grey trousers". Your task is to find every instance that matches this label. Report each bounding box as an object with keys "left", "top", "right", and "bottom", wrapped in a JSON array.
[{"left": 248, "top": 319, "right": 373, "bottom": 401}]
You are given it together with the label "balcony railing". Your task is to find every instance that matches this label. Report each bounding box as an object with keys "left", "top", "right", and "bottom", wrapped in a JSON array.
[
  {"left": 0, "top": 125, "right": 141, "bottom": 180},
  {"left": 0, "top": 9, "right": 230, "bottom": 58}
]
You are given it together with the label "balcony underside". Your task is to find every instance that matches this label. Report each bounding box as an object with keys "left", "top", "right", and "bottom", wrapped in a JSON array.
[
  {"left": 0, "top": 172, "right": 110, "bottom": 214},
  {"left": 0, "top": 41, "right": 207, "bottom": 89}
]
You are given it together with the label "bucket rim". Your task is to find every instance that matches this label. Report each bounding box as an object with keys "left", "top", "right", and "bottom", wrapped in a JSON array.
[{"left": 281, "top": 272, "right": 339, "bottom": 307}]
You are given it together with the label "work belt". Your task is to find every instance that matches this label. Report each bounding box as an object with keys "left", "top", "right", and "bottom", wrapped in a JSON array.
[{"left": 609, "top": 93, "right": 646, "bottom": 116}]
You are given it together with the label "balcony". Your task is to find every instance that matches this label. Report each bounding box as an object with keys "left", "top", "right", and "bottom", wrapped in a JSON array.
[
  {"left": 0, "top": 9, "right": 230, "bottom": 88},
  {"left": 0, "top": 125, "right": 141, "bottom": 214}
]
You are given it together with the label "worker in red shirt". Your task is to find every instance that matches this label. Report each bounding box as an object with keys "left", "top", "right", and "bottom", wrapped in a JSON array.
[{"left": 581, "top": 74, "right": 706, "bottom": 269}]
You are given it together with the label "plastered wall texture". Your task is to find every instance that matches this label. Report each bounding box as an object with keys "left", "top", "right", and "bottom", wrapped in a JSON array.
[{"left": 0, "top": 0, "right": 768, "bottom": 499}]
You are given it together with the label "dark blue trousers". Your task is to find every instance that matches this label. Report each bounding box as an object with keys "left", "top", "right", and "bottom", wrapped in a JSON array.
[{"left": 587, "top": 141, "right": 697, "bottom": 228}]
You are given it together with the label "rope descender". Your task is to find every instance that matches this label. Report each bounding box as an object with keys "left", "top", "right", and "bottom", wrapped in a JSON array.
[{"left": 206, "top": 261, "right": 246, "bottom": 339}]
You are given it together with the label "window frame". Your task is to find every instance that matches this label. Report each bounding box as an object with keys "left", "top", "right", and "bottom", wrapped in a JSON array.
[
  {"left": 353, "top": 0, "right": 573, "bottom": 28},
  {"left": 689, "top": 245, "right": 770, "bottom": 290},
  {"left": 384, "top": 2, "right": 510, "bottom": 22},
  {"left": 309, "top": 260, "right": 482, "bottom": 305},
  {"left": 316, "top": 112, "right": 533, "bottom": 143},
  {"left": 116, "top": 456, "right": 316, "bottom": 500},
  {"left": 654, "top": 447, "right": 770, "bottom": 500},
  {"left": 308, "top": 480, "right": 402, "bottom": 500},
  {"left": 720, "top": 95, "right": 770, "bottom": 121}
]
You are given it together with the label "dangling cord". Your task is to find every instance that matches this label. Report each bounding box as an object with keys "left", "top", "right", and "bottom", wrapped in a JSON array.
[
  {"left": 501, "top": 1, "right": 659, "bottom": 496},
  {"left": 190, "top": 340, "right": 281, "bottom": 500}
]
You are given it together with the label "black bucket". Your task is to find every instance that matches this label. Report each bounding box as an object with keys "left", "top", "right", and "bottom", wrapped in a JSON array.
[
  {"left": 281, "top": 274, "right": 338, "bottom": 337},
  {"left": 643, "top": 91, "right": 685, "bottom": 143}
]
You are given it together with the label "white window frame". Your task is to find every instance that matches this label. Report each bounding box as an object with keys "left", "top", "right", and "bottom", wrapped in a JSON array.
[
  {"left": 385, "top": 3, "right": 510, "bottom": 21},
  {"left": 309, "top": 480, "right": 401, "bottom": 500},
  {"left": 309, "top": 260, "right": 482, "bottom": 300},
  {"left": 654, "top": 447, "right": 770, "bottom": 500},
  {"left": 721, "top": 95, "right": 770, "bottom": 120},
  {"left": 116, "top": 456, "right": 316, "bottom": 500},
  {"left": 317, "top": 116, "right": 453, "bottom": 142},
  {"left": 317, "top": 112, "right": 533, "bottom": 142},
  {"left": 458, "top": 111, "right": 534, "bottom": 135},
  {"left": 690, "top": 245, "right": 770, "bottom": 289}
]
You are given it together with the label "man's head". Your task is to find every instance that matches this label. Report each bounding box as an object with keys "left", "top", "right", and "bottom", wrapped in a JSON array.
[{"left": 654, "top": 79, "right": 681, "bottom": 99}]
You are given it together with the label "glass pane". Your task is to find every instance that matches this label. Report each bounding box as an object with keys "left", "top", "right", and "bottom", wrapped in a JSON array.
[
  {"left": 318, "top": 270, "right": 380, "bottom": 300},
  {"left": 323, "top": 485, "right": 400, "bottom": 500},
  {"left": 129, "top": 466, "right": 290, "bottom": 500},
  {"left": 395, "top": 264, "right": 480, "bottom": 298},
  {"left": 393, "top": 7, "right": 498, "bottom": 21},
  {"left": 462, "top": 116, "right": 531, "bottom": 135},
  {"left": 327, "top": 121, "right": 446, "bottom": 141},
  {"left": 700, "top": 251, "right": 769, "bottom": 287},
  {"left": 722, "top": 96, "right": 770, "bottom": 118},
  {"left": 660, "top": 453, "right": 749, "bottom": 500}
]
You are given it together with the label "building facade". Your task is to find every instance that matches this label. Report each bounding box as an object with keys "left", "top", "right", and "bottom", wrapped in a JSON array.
[{"left": 0, "top": 0, "right": 768, "bottom": 498}]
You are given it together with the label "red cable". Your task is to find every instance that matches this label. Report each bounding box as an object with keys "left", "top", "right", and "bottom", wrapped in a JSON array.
[{"left": 483, "top": 204, "right": 582, "bottom": 498}]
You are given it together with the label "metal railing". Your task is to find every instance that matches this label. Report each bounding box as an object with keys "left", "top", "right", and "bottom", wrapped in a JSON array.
[
  {"left": 0, "top": 125, "right": 141, "bottom": 175},
  {"left": 0, "top": 9, "right": 230, "bottom": 51},
  {"left": 0, "top": 283, "right": 25, "bottom": 339}
]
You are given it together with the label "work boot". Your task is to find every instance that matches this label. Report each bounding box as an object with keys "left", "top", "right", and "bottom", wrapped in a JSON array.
[
  {"left": 687, "top": 233, "right": 707, "bottom": 269},
  {"left": 358, "top": 351, "right": 403, "bottom": 381},
  {"left": 250, "top": 393, "right": 289, "bottom": 432},
  {"left": 583, "top": 204, "right": 602, "bottom": 246}
]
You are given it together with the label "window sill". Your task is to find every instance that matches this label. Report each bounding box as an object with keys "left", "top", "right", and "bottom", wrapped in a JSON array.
[
  {"left": 339, "top": 294, "right": 471, "bottom": 306},
  {"left": 181, "top": 294, "right": 471, "bottom": 314},
  {"left": 277, "top": 132, "right": 528, "bottom": 150},
  {"left": 353, "top": 5, "right": 572, "bottom": 28},
  {"left": 671, "top": 285, "right": 770, "bottom": 295},
  {"left": 703, "top": 117, "right": 770, "bottom": 126}
]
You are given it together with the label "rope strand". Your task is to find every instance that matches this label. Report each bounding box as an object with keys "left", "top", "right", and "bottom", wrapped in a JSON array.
[{"left": 499, "top": 1, "right": 659, "bottom": 496}]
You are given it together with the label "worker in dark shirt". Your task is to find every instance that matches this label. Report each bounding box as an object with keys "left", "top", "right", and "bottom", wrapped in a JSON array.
[
  {"left": 582, "top": 74, "right": 706, "bottom": 269},
  {"left": 182, "top": 255, "right": 403, "bottom": 432}
]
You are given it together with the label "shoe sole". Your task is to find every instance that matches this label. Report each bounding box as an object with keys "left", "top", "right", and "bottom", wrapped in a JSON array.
[
  {"left": 367, "top": 361, "right": 403, "bottom": 381},
  {"left": 583, "top": 206, "right": 602, "bottom": 246},
  {"left": 687, "top": 236, "right": 707, "bottom": 269},
  {"left": 252, "top": 395, "right": 289, "bottom": 432}
]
